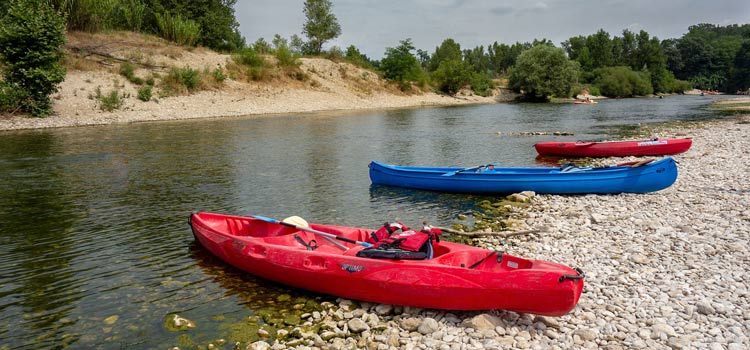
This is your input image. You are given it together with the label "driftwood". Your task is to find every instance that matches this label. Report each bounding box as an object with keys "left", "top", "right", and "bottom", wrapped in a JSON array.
[
  {"left": 431, "top": 225, "right": 539, "bottom": 238},
  {"left": 66, "top": 44, "right": 169, "bottom": 69}
]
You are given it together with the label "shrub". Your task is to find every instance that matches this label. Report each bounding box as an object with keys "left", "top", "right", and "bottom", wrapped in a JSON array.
[
  {"left": 231, "top": 48, "right": 274, "bottom": 82},
  {"left": 212, "top": 68, "right": 226, "bottom": 82},
  {"left": 431, "top": 59, "right": 471, "bottom": 95},
  {"left": 93, "top": 86, "right": 125, "bottom": 111},
  {"left": 594, "top": 66, "right": 653, "bottom": 97},
  {"left": 119, "top": 62, "right": 144, "bottom": 85},
  {"left": 137, "top": 85, "right": 152, "bottom": 101},
  {"left": 470, "top": 72, "right": 495, "bottom": 97},
  {"left": 669, "top": 79, "right": 692, "bottom": 93},
  {"left": 232, "top": 48, "right": 265, "bottom": 67},
  {"left": 325, "top": 46, "right": 345, "bottom": 61},
  {"left": 165, "top": 67, "right": 201, "bottom": 92},
  {"left": 275, "top": 46, "right": 300, "bottom": 69},
  {"left": 0, "top": 1, "right": 66, "bottom": 117},
  {"left": 0, "top": 81, "right": 29, "bottom": 113},
  {"left": 160, "top": 67, "right": 206, "bottom": 95},
  {"left": 345, "top": 45, "right": 373, "bottom": 69}
]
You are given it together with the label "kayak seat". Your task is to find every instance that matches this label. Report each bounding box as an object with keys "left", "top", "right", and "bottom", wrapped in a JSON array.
[{"left": 437, "top": 251, "right": 494, "bottom": 268}]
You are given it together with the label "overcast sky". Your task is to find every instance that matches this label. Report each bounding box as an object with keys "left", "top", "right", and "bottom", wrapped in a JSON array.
[{"left": 234, "top": 0, "right": 750, "bottom": 59}]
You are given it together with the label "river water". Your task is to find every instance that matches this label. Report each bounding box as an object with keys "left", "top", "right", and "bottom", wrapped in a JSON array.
[{"left": 0, "top": 95, "right": 727, "bottom": 349}]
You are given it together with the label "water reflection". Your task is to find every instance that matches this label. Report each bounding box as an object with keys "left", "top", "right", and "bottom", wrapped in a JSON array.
[
  {"left": 368, "top": 184, "right": 499, "bottom": 225},
  {"left": 0, "top": 132, "right": 84, "bottom": 349}
]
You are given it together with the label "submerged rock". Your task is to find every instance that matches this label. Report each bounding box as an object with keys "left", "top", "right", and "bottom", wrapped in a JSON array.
[{"left": 163, "top": 314, "right": 196, "bottom": 332}]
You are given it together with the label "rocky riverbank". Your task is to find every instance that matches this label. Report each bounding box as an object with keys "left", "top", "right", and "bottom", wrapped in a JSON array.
[{"left": 215, "top": 116, "right": 748, "bottom": 350}]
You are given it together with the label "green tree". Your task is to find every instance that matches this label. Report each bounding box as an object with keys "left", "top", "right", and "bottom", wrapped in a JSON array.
[
  {"left": 728, "top": 41, "right": 750, "bottom": 92},
  {"left": 620, "top": 29, "right": 637, "bottom": 67},
  {"left": 488, "top": 41, "right": 528, "bottom": 76},
  {"left": 586, "top": 29, "right": 613, "bottom": 68},
  {"left": 380, "top": 39, "right": 425, "bottom": 90},
  {"left": 345, "top": 45, "right": 372, "bottom": 68},
  {"left": 668, "top": 23, "right": 750, "bottom": 90},
  {"left": 290, "top": 34, "right": 305, "bottom": 55},
  {"left": 427, "top": 38, "right": 462, "bottom": 72},
  {"left": 253, "top": 37, "right": 271, "bottom": 54},
  {"left": 302, "top": 0, "right": 341, "bottom": 55},
  {"left": 508, "top": 45, "right": 580, "bottom": 101},
  {"left": 594, "top": 66, "right": 653, "bottom": 97},
  {"left": 0, "top": 0, "right": 67, "bottom": 117},
  {"left": 463, "top": 45, "right": 490, "bottom": 73},
  {"left": 562, "top": 36, "right": 592, "bottom": 70},
  {"left": 431, "top": 59, "right": 471, "bottom": 94}
]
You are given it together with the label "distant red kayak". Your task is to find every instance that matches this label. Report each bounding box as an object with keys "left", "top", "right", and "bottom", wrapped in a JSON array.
[
  {"left": 534, "top": 138, "right": 692, "bottom": 157},
  {"left": 190, "top": 212, "right": 584, "bottom": 316}
]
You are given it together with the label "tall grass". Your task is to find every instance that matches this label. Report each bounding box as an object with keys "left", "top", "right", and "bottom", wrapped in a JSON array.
[
  {"left": 121, "top": 0, "right": 146, "bottom": 32},
  {"left": 51, "top": 0, "right": 118, "bottom": 32},
  {"left": 155, "top": 12, "right": 201, "bottom": 46}
]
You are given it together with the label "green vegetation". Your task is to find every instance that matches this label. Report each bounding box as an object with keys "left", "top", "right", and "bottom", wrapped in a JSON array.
[
  {"left": 155, "top": 12, "right": 200, "bottom": 46},
  {"left": 509, "top": 45, "right": 580, "bottom": 101},
  {"left": 380, "top": 39, "right": 427, "bottom": 91},
  {"left": 664, "top": 24, "right": 750, "bottom": 92},
  {"left": 593, "top": 66, "right": 653, "bottom": 97},
  {"left": 160, "top": 66, "right": 202, "bottom": 95},
  {"left": 0, "top": 0, "right": 66, "bottom": 117},
  {"left": 431, "top": 59, "right": 472, "bottom": 94},
  {"left": 302, "top": 0, "right": 341, "bottom": 55},
  {"left": 4, "top": 0, "right": 749, "bottom": 119},
  {"left": 49, "top": 0, "right": 243, "bottom": 52},
  {"left": 119, "top": 62, "right": 145, "bottom": 85},
  {"left": 137, "top": 85, "right": 152, "bottom": 101},
  {"left": 562, "top": 29, "right": 690, "bottom": 97},
  {"left": 344, "top": 45, "right": 374, "bottom": 69},
  {"left": 92, "top": 86, "right": 126, "bottom": 111}
]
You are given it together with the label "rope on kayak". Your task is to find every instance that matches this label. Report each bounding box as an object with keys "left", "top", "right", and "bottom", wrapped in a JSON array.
[{"left": 558, "top": 267, "right": 585, "bottom": 282}]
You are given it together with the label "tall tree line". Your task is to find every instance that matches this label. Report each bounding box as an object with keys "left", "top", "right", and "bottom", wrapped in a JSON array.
[{"left": 664, "top": 23, "right": 750, "bottom": 92}]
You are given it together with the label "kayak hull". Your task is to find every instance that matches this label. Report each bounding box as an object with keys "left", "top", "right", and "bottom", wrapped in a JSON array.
[
  {"left": 534, "top": 138, "right": 692, "bottom": 157},
  {"left": 190, "top": 212, "right": 584, "bottom": 316},
  {"left": 369, "top": 158, "right": 677, "bottom": 194}
]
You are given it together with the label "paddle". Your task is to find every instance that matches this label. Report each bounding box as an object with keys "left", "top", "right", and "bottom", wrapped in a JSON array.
[
  {"left": 282, "top": 216, "right": 348, "bottom": 251},
  {"left": 251, "top": 215, "right": 373, "bottom": 249},
  {"left": 441, "top": 163, "right": 494, "bottom": 176}
]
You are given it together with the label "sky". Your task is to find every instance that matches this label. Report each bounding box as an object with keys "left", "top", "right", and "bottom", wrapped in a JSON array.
[{"left": 234, "top": 0, "right": 750, "bottom": 59}]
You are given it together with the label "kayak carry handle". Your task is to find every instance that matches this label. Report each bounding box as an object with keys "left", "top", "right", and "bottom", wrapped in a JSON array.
[{"left": 558, "top": 267, "right": 585, "bottom": 282}]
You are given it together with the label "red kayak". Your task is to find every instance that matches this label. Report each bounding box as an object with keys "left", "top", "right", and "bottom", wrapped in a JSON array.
[
  {"left": 534, "top": 138, "right": 692, "bottom": 157},
  {"left": 189, "top": 212, "right": 584, "bottom": 316}
]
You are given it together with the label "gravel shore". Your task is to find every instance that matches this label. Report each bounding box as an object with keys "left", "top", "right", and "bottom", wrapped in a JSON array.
[
  {"left": 239, "top": 116, "right": 749, "bottom": 350},
  {"left": 0, "top": 58, "right": 501, "bottom": 132}
]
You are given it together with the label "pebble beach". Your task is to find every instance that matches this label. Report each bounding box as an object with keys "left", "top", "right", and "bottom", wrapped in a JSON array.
[{"left": 233, "top": 116, "right": 749, "bottom": 350}]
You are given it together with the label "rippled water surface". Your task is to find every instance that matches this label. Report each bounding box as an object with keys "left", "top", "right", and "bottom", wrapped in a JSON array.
[{"left": 0, "top": 96, "right": 727, "bottom": 349}]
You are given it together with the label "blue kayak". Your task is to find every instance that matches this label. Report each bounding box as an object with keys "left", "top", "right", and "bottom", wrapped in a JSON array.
[{"left": 369, "top": 158, "right": 677, "bottom": 194}]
